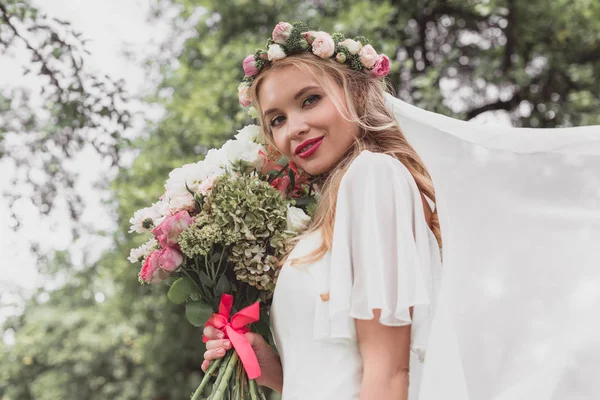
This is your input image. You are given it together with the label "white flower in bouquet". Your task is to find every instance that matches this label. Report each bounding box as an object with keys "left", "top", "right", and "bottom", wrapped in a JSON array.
[
  {"left": 234, "top": 124, "right": 264, "bottom": 145},
  {"left": 286, "top": 206, "right": 311, "bottom": 233},
  {"left": 221, "top": 138, "right": 265, "bottom": 171},
  {"left": 203, "top": 148, "right": 228, "bottom": 177},
  {"left": 129, "top": 205, "right": 164, "bottom": 233},
  {"left": 128, "top": 238, "right": 159, "bottom": 263}
]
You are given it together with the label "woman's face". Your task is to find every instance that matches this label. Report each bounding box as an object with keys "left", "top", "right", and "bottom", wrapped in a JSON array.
[{"left": 257, "top": 65, "right": 359, "bottom": 176}]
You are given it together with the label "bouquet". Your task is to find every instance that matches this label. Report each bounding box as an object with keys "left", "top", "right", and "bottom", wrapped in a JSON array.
[{"left": 127, "top": 125, "right": 316, "bottom": 399}]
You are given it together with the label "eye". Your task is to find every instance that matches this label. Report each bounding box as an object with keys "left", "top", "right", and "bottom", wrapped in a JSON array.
[
  {"left": 269, "top": 115, "right": 286, "bottom": 128},
  {"left": 302, "top": 94, "right": 321, "bottom": 107}
]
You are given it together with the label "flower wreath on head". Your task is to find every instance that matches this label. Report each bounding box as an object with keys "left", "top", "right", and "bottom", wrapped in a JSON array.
[{"left": 238, "top": 21, "right": 391, "bottom": 109}]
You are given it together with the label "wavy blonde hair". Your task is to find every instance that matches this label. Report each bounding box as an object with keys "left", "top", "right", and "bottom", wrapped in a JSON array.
[{"left": 248, "top": 52, "right": 442, "bottom": 265}]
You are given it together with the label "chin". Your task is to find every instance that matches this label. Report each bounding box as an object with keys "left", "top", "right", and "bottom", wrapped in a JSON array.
[{"left": 298, "top": 158, "right": 332, "bottom": 176}]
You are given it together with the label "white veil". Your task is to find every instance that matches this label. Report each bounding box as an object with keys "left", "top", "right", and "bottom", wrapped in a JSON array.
[{"left": 385, "top": 93, "right": 600, "bottom": 400}]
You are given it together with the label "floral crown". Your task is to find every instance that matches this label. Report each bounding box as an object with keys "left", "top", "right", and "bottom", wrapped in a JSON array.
[{"left": 238, "top": 21, "right": 391, "bottom": 108}]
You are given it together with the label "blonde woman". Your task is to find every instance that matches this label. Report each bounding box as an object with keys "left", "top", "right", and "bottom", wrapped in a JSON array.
[{"left": 202, "top": 22, "right": 442, "bottom": 399}]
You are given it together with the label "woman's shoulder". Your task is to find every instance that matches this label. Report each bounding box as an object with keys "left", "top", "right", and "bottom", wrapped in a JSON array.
[{"left": 341, "top": 150, "right": 415, "bottom": 190}]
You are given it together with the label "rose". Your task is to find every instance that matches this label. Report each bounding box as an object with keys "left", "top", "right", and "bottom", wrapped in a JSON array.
[
  {"left": 359, "top": 44, "right": 378, "bottom": 68},
  {"left": 152, "top": 210, "right": 194, "bottom": 248},
  {"left": 370, "top": 54, "right": 391, "bottom": 78},
  {"left": 267, "top": 44, "right": 286, "bottom": 61},
  {"left": 286, "top": 206, "right": 311, "bottom": 233},
  {"left": 158, "top": 247, "right": 184, "bottom": 271},
  {"left": 139, "top": 251, "right": 164, "bottom": 284},
  {"left": 238, "top": 82, "right": 251, "bottom": 107},
  {"left": 302, "top": 31, "right": 318, "bottom": 45},
  {"left": 339, "top": 39, "right": 362, "bottom": 55},
  {"left": 311, "top": 32, "right": 335, "bottom": 58},
  {"left": 242, "top": 54, "right": 259, "bottom": 77},
  {"left": 272, "top": 22, "right": 293, "bottom": 44}
]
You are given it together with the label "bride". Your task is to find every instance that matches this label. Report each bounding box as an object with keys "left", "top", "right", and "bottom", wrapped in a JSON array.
[{"left": 203, "top": 21, "right": 600, "bottom": 399}]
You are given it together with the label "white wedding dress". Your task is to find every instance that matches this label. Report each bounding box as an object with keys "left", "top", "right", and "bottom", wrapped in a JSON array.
[
  {"left": 270, "top": 94, "right": 600, "bottom": 400},
  {"left": 270, "top": 150, "right": 443, "bottom": 400}
]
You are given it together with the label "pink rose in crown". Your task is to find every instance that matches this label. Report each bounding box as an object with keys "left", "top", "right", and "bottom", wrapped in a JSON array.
[
  {"left": 139, "top": 251, "right": 163, "bottom": 283},
  {"left": 302, "top": 31, "right": 318, "bottom": 45},
  {"left": 311, "top": 32, "right": 335, "bottom": 58},
  {"left": 158, "top": 247, "right": 184, "bottom": 271},
  {"left": 358, "top": 44, "right": 378, "bottom": 68},
  {"left": 370, "top": 54, "right": 391, "bottom": 77},
  {"left": 242, "top": 54, "right": 259, "bottom": 77},
  {"left": 272, "top": 22, "right": 293, "bottom": 44},
  {"left": 152, "top": 210, "right": 193, "bottom": 248}
]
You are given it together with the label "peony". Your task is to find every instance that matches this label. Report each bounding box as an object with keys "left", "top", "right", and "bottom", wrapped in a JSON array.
[
  {"left": 158, "top": 246, "right": 184, "bottom": 271},
  {"left": 128, "top": 238, "right": 159, "bottom": 264},
  {"left": 370, "top": 54, "right": 391, "bottom": 78},
  {"left": 238, "top": 82, "right": 251, "bottom": 107},
  {"left": 242, "top": 54, "right": 259, "bottom": 77},
  {"left": 339, "top": 39, "right": 362, "bottom": 55},
  {"left": 139, "top": 251, "right": 164, "bottom": 284},
  {"left": 267, "top": 44, "right": 286, "bottom": 61},
  {"left": 286, "top": 206, "right": 311, "bottom": 233},
  {"left": 302, "top": 31, "right": 318, "bottom": 45},
  {"left": 221, "top": 138, "right": 266, "bottom": 171},
  {"left": 272, "top": 22, "right": 293, "bottom": 45},
  {"left": 152, "top": 210, "right": 194, "bottom": 248},
  {"left": 234, "top": 124, "right": 262, "bottom": 144},
  {"left": 359, "top": 44, "right": 378, "bottom": 68},
  {"left": 311, "top": 32, "right": 335, "bottom": 58}
]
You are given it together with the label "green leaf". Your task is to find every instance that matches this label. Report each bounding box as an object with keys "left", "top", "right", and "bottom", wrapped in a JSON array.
[
  {"left": 215, "top": 274, "right": 230, "bottom": 296},
  {"left": 198, "top": 271, "right": 215, "bottom": 288},
  {"left": 185, "top": 301, "right": 214, "bottom": 327},
  {"left": 167, "top": 277, "right": 196, "bottom": 304}
]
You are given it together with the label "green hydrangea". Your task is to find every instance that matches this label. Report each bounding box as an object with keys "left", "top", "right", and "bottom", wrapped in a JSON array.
[{"left": 207, "top": 173, "right": 295, "bottom": 291}]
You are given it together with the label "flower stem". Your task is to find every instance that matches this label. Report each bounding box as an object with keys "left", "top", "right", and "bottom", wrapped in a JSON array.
[
  {"left": 248, "top": 379, "right": 258, "bottom": 400},
  {"left": 191, "top": 357, "right": 222, "bottom": 400},
  {"left": 211, "top": 350, "right": 239, "bottom": 400}
]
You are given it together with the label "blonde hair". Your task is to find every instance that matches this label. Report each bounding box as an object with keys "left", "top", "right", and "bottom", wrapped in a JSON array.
[{"left": 249, "top": 52, "right": 442, "bottom": 265}]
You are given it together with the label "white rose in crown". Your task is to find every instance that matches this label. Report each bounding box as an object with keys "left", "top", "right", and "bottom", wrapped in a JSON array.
[{"left": 286, "top": 206, "right": 311, "bottom": 233}]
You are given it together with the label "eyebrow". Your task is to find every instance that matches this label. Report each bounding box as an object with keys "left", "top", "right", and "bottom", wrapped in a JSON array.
[{"left": 262, "top": 86, "right": 320, "bottom": 118}]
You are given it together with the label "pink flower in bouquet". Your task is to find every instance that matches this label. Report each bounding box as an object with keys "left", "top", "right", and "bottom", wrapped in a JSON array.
[
  {"left": 139, "top": 251, "right": 162, "bottom": 283},
  {"left": 272, "top": 22, "right": 293, "bottom": 44},
  {"left": 152, "top": 210, "right": 193, "bottom": 248},
  {"left": 158, "top": 246, "right": 183, "bottom": 271},
  {"left": 370, "top": 54, "right": 391, "bottom": 77},
  {"left": 242, "top": 54, "right": 259, "bottom": 77}
]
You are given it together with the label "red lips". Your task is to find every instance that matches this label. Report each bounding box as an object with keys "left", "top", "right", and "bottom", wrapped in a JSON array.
[{"left": 294, "top": 136, "right": 324, "bottom": 156}]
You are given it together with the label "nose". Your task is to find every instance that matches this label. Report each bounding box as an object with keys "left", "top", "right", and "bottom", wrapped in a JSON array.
[{"left": 286, "top": 111, "right": 309, "bottom": 141}]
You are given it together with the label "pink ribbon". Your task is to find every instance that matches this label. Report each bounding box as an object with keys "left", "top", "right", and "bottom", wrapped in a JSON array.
[{"left": 202, "top": 294, "right": 261, "bottom": 379}]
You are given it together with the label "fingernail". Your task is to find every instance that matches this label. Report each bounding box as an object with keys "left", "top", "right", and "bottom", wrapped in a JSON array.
[
  {"left": 223, "top": 340, "right": 230, "bottom": 348},
  {"left": 217, "top": 332, "right": 224, "bottom": 339},
  {"left": 217, "top": 348, "right": 225, "bottom": 355}
]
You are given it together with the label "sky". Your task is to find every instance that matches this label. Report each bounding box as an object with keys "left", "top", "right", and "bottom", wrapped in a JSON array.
[{"left": 0, "top": 0, "right": 173, "bottom": 320}]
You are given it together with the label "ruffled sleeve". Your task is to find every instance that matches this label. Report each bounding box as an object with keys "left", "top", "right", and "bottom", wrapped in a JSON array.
[{"left": 313, "top": 150, "right": 440, "bottom": 355}]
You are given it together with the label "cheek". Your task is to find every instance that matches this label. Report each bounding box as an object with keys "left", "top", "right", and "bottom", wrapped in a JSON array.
[{"left": 272, "top": 131, "right": 290, "bottom": 156}]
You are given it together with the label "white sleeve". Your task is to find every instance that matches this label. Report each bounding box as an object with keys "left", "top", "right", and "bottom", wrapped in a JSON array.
[{"left": 313, "top": 150, "right": 439, "bottom": 345}]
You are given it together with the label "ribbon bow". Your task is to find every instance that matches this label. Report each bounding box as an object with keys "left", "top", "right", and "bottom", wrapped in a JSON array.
[{"left": 202, "top": 294, "right": 261, "bottom": 379}]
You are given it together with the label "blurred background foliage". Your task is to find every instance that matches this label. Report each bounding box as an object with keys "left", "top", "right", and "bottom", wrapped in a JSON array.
[{"left": 1, "top": 0, "right": 599, "bottom": 398}]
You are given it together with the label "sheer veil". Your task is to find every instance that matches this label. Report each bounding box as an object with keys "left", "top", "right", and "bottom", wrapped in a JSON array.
[{"left": 385, "top": 93, "right": 600, "bottom": 400}]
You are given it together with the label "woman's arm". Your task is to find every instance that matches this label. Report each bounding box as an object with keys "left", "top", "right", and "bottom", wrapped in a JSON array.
[{"left": 356, "top": 308, "right": 412, "bottom": 400}]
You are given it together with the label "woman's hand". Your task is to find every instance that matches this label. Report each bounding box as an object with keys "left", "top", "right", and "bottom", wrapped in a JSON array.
[{"left": 201, "top": 325, "right": 283, "bottom": 393}]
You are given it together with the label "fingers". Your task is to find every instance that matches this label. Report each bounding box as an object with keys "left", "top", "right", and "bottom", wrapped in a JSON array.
[
  {"left": 205, "top": 339, "right": 231, "bottom": 351},
  {"left": 203, "top": 326, "right": 224, "bottom": 340},
  {"left": 201, "top": 360, "right": 210, "bottom": 372}
]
